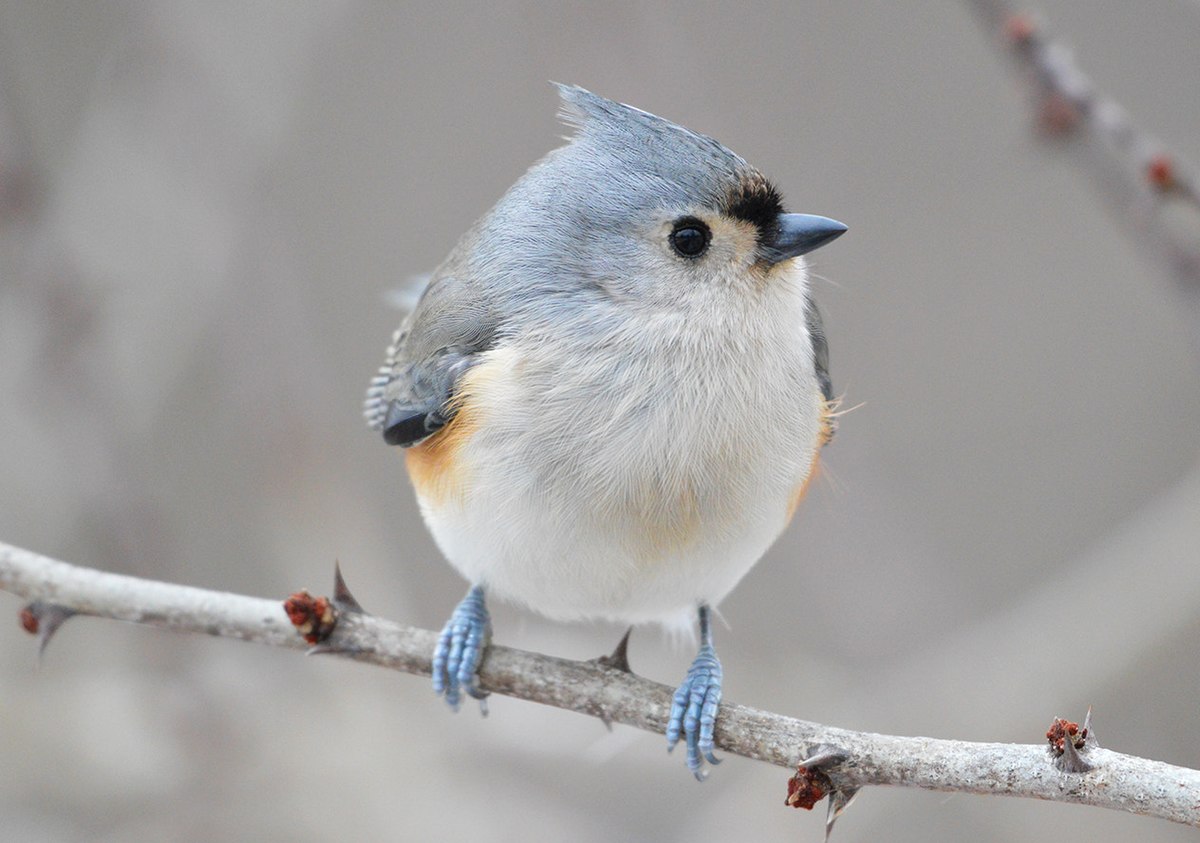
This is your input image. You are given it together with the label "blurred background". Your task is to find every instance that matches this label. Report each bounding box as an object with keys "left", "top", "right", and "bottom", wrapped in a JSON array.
[{"left": 2, "top": 2, "right": 1199, "bottom": 841}]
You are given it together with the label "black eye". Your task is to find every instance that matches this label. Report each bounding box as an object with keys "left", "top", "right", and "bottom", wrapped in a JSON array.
[{"left": 669, "top": 218, "right": 711, "bottom": 258}]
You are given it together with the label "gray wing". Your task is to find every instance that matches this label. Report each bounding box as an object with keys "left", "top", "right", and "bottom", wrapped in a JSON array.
[
  {"left": 805, "top": 295, "right": 836, "bottom": 442},
  {"left": 364, "top": 272, "right": 499, "bottom": 447}
]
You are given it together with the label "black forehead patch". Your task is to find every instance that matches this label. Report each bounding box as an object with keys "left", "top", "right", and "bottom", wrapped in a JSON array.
[{"left": 724, "top": 173, "right": 784, "bottom": 242}]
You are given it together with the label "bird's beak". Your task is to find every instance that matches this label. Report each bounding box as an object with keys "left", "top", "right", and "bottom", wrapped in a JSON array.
[{"left": 761, "top": 214, "right": 847, "bottom": 266}]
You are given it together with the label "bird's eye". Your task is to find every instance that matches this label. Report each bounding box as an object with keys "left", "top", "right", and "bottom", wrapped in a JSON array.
[{"left": 669, "top": 218, "right": 711, "bottom": 258}]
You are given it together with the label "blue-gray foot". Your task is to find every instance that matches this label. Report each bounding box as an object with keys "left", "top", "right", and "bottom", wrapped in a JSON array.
[
  {"left": 666, "top": 604, "right": 723, "bottom": 780},
  {"left": 432, "top": 584, "right": 491, "bottom": 713}
]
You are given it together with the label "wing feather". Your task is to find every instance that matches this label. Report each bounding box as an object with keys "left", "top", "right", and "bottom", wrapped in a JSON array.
[{"left": 364, "top": 272, "right": 498, "bottom": 447}]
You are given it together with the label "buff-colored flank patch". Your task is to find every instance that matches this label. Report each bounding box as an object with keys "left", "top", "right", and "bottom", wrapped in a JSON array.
[
  {"left": 786, "top": 452, "right": 821, "bottom": 525},
  {"left": 403, "top": 376, "right": 488, "bottom": 508},
  {"left": 405, "top": 409, "right": 476, "bottom": 507},
  {"left": 818, "top": 396, "right": 838, "bottom": 446}
]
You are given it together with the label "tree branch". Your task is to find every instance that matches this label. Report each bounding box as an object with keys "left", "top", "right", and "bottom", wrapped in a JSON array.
[
  {"left": 3, "top": 539, "right": 1199, "bottom": 829},
  {"left": 965, "top": 0, "right": 1200, "bottom": 308}
]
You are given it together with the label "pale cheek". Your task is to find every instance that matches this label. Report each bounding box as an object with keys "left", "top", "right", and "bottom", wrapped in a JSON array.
[
  {"left": 710, "top": 243, "right": 744, "bottom": 271},
  {"left": 706, "top": 218, "right": 760, "bottom": 266},
  {"left": 709, "top": 246, "right": 763, "bottom": 287},
  {"left": 765, "top": 257, "right": 811, "bottom": 295}
]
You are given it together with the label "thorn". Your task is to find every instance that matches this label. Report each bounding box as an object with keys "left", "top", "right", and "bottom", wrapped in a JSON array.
[
  {"left": 283, "top": 589, "right": 338, "bottom": 645},
  {"left": 1082, "top": 705, "right": 1099, "bottom": 748},
  {"left": 796, "top": 748, "right": 843, "bottom": 770},
  {"left": 332, "top": 561, "right": 366, "bottom": 614},
  {"left": 1046, "top": 715, "right": 1092, "bottom": 773},
  {"left": 305, "top": 642, "right": 365, "bottom": 657},
  {"left": 20, "top": 602, "right": 77, "bottom": 665},
  {"left": 824, "top": 787, "right": 860, "bottom": 841},
  {"left": 595, "top": 627, "right": 633, "bottom": 673},
  {"left": 1059, "top": 729, "right": 1091, "bottom": 773}
]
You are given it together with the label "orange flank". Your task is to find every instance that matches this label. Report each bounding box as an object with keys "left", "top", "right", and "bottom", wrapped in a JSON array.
[
  {"left": 786, "top": 395, "right": 837, "bottom": 523},
  {"left": 817, "top": 395, "right": 838, "bottom": 447},
  {"left": 404, "top": 350, "right": 519, "bottom": 507},
  {"left": 404, "top": 347, "right": 521, "bottom": 507},
  {"left": 405, "top": 402, "right": 478, "bottom": 507},
  {"left": 785, "top": 453, "right": 820, "bottom": 525}
]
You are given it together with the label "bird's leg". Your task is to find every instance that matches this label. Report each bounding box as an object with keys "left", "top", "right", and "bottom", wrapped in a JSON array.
[
  {"left": 666, "top": 603, "right": 723, "bottom": 780},
  {"left": 432, "top": 584, "right": 491, "bottom": 714}
]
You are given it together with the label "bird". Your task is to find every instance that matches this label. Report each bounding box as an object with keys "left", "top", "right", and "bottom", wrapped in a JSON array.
[{"left": 364, "top": 84, "right": 846, "bottom": 779}]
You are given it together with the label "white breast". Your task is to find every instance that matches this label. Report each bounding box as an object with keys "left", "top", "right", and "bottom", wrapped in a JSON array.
[{"left": 411, "top": 266, "right": 825, "bottom": 627}]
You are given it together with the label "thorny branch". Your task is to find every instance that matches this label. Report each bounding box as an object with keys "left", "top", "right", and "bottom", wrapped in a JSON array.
[
  {"left": 965, "top": 0, "right": 1200, "bottom": 308},
  {"left": 4, "top": 540, "right": 1200, "bottom": 832}
]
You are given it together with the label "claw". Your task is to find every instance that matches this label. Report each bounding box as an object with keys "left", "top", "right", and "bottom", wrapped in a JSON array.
[
  {"left": 666, "top": 604, "right": 723, "bottom": 779},
  {"left": 432, "top": 585, "right": 491, "bottom": 714}
]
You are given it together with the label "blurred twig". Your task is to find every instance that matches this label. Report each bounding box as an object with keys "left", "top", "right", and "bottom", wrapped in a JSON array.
[
  {"left": 966, "top": 0, "right": 1200, "bottom": 306},
  {"left": 0, "top": 13, "right": 39, "bottom": 222},
  {"left": 3, "top": 541, "right": 1200, "bottom": 829}
]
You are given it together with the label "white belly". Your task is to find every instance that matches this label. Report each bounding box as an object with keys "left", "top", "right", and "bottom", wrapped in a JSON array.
[{"left": 411, "top": 282, "right": 824, "bottom": 626}]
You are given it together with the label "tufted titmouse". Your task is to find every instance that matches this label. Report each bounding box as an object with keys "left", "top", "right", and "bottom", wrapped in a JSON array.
[{"left": 364, "top": 85, "right": 846, "bottom": 778}]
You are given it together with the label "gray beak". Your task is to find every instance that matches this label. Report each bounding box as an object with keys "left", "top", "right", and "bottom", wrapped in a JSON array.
[{"left": 762, "top": 214, "right": 847, "bottom": 266}]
